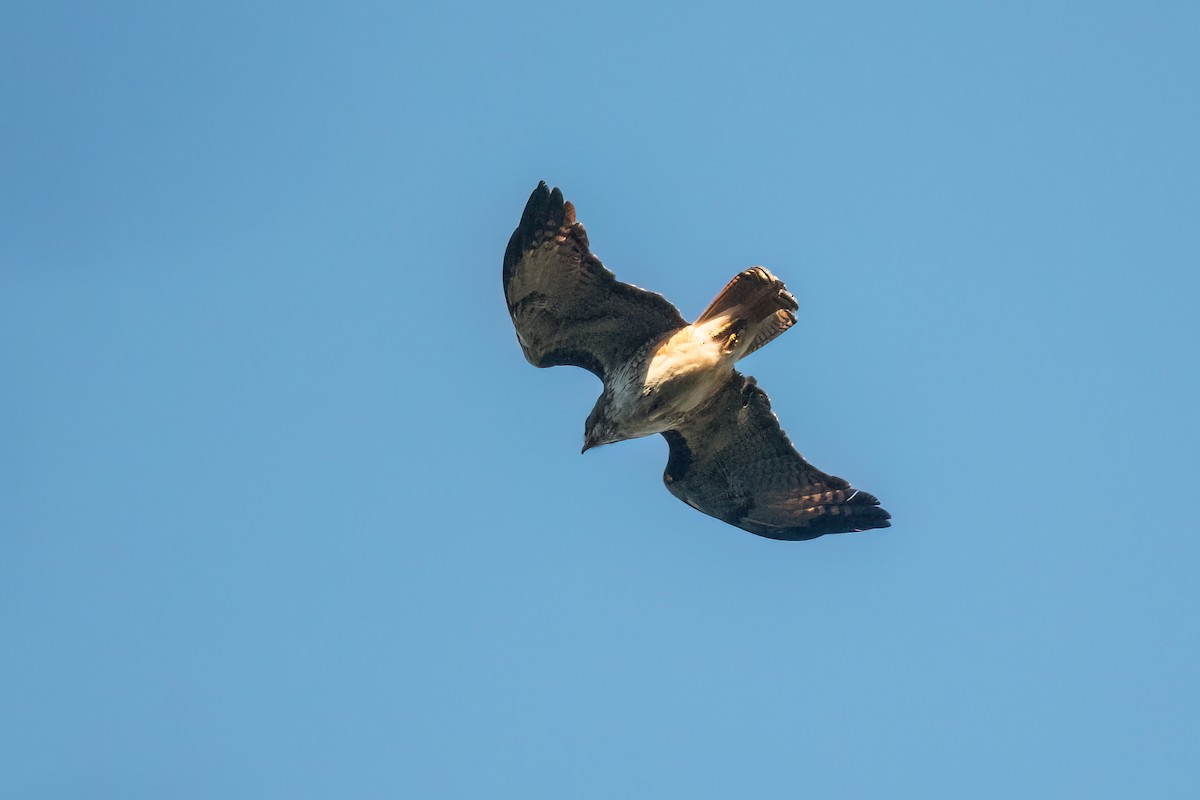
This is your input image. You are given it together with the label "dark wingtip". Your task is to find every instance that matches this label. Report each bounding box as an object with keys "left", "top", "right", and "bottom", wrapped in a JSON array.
[
  {"left": 506, "top": 181, "right": 566, "bottom": 288},
  {"left": 518, "top": 181, "right": 550, "bottom": 233},
  {"left": 765, "top": 492, "right": 891, "bottom": 539},
  {"left": 518, "top": 181, "right": 566, "bottom": 238},
  {"left": 790, "top": 505, "right": 891, "bottom": 538},
  {"left": 856, "top": 507, "right": 892, "bottom": 530},
  {"left": 846, "top": 489, "right": 891, "bottom": 530}
]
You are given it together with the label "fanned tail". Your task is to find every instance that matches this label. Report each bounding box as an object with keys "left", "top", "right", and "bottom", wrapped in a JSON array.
[{"left": 696, "top": 267, "right": 798, "bottom": 360}]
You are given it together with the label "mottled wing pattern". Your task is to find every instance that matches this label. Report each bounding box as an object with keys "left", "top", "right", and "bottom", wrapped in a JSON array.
[
  {"left": 662, "top": 373, "right": 891, "bottom": 540},
  {"left": 503, "top": 182, "right": 686, "bottom": 380}
]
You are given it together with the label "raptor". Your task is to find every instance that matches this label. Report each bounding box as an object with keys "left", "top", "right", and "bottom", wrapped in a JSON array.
[{"left": 503, "top": 182, "right": 890, "bottom": 540}]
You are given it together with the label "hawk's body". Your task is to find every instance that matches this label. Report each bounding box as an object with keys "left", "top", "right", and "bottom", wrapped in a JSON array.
[{"left": 503, "top": 182, "right": 890, "bottom": 541}]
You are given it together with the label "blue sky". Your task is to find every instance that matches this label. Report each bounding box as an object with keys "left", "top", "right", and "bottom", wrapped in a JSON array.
[{"left": 3, "top": 1, "right": 1198, "bottom": 797}]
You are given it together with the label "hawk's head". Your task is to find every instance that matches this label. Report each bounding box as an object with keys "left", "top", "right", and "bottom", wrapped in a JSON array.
[
  {"left": 582, "top": 398, "right": 619, "bottom": 453},
  {"left": 582, "top": 386, "right": 673, "bottom": 453}
]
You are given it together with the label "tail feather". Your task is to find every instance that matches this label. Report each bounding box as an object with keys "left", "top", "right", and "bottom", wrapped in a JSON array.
[{"left": 697, "top": 267, "right": 798, "bottom": 360}]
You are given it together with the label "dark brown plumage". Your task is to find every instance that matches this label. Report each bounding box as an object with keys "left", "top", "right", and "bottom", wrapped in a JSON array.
[
  {"left": 503, "top": 183, "right": 683, "bottom": 379},
  {"left": 503, "top": 181, "right": 890, "bottom": 541}
]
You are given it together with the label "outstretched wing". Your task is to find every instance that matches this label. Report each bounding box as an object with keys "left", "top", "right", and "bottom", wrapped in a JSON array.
[
  {"left": 503, "top": 182, "right": 686, "bottom": 380},
  {"left": 662, "top": 373, "right": 891, "bottom": 540}
]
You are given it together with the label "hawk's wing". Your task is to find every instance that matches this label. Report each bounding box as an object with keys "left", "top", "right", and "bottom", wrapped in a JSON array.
[
  {"left": 662, "top": 373, "right": 891, "bottom": 540},
  {"left": 503, "top": 182, "right": 686, "bottom": 380}
]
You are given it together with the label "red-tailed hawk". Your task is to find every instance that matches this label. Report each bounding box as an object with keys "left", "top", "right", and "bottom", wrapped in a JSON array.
[{"left": 503, "top": 182, "right": 891, "bottom": 541}]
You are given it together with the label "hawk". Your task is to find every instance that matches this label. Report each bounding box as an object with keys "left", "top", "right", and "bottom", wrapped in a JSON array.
[{"left": 503, "top": 182, "right": 891, "bottom": 541}]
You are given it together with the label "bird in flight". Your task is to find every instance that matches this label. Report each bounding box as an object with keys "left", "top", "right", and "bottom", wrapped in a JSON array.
[{"left": 503, "top": 182, "right": 890, "bottom": 541}]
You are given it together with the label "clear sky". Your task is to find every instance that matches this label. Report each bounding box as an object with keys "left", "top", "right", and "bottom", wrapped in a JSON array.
[{"left": 3, "top": 1, "right": 1198, "bottom": 797}]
